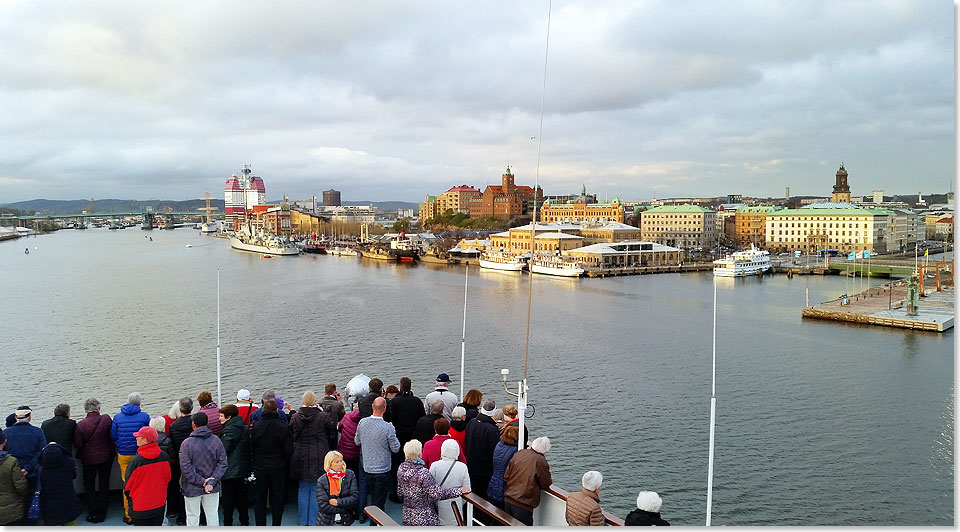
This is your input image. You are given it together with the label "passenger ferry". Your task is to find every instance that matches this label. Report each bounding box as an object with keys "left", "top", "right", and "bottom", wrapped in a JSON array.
[
  {"left": 712, "top": 244, "right": 771, "bottom": 277},
  {"left": 529, "top": 253, "right": 585, "bottom": 277},
  {"left": 478, "top": 250, "right": 528, "bottom": 272}
]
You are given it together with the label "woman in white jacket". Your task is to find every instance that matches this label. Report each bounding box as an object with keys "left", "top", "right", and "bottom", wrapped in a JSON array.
[{"left": 429, "top": 439, "right": 471, "bottom": 526}]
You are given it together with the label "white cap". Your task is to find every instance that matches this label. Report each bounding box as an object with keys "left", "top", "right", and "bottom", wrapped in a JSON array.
[{"left": 237, "top": 389, "right": 251, "bottom": 401}]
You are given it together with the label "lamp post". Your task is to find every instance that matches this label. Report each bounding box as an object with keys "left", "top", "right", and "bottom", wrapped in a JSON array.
[{"left": 500, "top": 368, "right": 528, "bottom": 451}]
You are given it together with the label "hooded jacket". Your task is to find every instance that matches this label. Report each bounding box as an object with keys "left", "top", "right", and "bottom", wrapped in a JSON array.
[
  {"left": 397, "top": 459, "right": 462, "bottom": 526},
  {"left": 624, "top": 508, "right": 670, "bottom": 526},
  {"left": 319, "top": 396, "right": 346, "bottom": 423},
  {"left": 179, "top": 426, "right": 228, "bottom": 497},
  {"left": 289, "top": 406, "right": 338, "bottom": 481},
  {"left": 250, "top": 411, "right": 293, "bottom": 473},
  {"left": 336, "top": 409, "right": 361, "bottom": 462},
  {"left": 0, "top": 451, "right": 28, "bottom": 525},
  {"left": 124, "top": 441, "right": 171, "bottom": 518},
  {"left": 219, "top": 414, "right": 250, "bottom": 480},
  {"left": 39, "top": 442, "right": 82, "bottom": 526},
  {"left": 110, "top": 404, "right": 150, "bottom": 456},
  {"left": 486, "top": 440, "right": 518, "bottom": 503},
  {"left": 3, "top": 421, "right": 46, "bottom": 478},
  {"left": 73, "top": 412, "right": 113, "bottom": 465}
]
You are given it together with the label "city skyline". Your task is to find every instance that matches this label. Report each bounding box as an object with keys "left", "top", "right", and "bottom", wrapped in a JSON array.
[{"left": 0, "top": 1, "right": 952, "bottom": 204}]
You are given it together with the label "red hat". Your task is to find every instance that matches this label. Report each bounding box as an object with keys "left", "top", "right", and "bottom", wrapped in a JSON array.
[{"left": 132, "top": 426, "right": 158, "bottom": 443}]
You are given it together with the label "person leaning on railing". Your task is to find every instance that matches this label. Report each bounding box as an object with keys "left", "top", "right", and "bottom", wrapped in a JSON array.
[
  {"left": 565, "top": 470, "right": 605, "bottom": 526},
  {"left": 397, "top": 439, "right": 470, "bottom": 526},
  {"left": 503, "top": 436, "right": 553, "bottom": 526}
]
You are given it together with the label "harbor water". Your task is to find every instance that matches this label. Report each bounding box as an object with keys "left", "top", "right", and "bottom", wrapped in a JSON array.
[{"left": 0, "top": 228, "right": 953, "bottom": 525}]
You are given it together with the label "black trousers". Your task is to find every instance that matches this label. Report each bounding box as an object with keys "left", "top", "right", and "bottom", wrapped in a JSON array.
[
  {"left": 505, "top": 502, "right": 534, "bottom": 526},
  {"left": 254, "top": 469, "right": 286, "bottom": 526},
  {"left": 167, "top": 462, "right": 184, "bottom": 521},
  {"left": 132, "top": 511, "right": 165, "bottom": 526},
  {"left": 221, "top": 477, "right": 250, "bottom": 526},
  {"left": 82, "top": 460, "right": 113, "bottom": 519}
]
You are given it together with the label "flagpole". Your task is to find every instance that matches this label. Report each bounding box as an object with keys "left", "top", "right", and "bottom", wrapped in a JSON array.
[
  {"left": 706, "top": 278, "right": 718, "bottom": 526},
  {"left": 217, "top": 269, "right": 222, "bottom": 406}
]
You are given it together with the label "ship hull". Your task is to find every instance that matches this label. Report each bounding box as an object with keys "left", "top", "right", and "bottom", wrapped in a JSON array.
[
  {"left": 479, "top": 258, "right": 526, "bottom": 271},
  {"left": 530, "top": 263, "right": 583, "bottom": 277},
  {"left": 229, "top": 237, "right": 300, "bottom": 256}
]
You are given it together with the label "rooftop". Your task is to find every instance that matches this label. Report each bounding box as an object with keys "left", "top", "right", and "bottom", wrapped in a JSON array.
[{"left": 643, "top": 204, "right": 715, "bottom": 213}]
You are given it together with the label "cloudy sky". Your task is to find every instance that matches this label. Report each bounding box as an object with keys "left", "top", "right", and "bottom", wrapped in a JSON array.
[{"left": 0, "top": 1, "right": 953, "bottom": 204}]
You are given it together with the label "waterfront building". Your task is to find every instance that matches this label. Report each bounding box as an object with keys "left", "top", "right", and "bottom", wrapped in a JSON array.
[
  {"left": 420, "top": 195, "right": 440, "bottom": 225},
  {"left": 290, "top": 208, "right": 328, "bottom": 236},
  {"left": 323, "top": 189, "right": 341, "bottom": 207},
  {"left": 467, "top": 167, "right": 543, "bottom": 220},
  {"left": 887, "top": 209, "right": 919, "bottom": 250},
  {"left": 438, "top": 185, "right": 481, "bottom": 215},
  {"left": 579, "top": 221, "right": 643, "bottom": 244},
  {"left": 489, "top": 222, "right": 582, "bottom": 253},
  {"left": 934, "top": 214, "right": 954, "bottom": 240},
  {"left": 734, "top": 206, "right": 784, "bottom": 248},
  {"left": 224, "top": 163, "right": 266, "bottom": 223},
  {"left": 639, "top": 204, "right": 717, "bottom": 250},
  {"left": 539, "top": 187, "right": 625, "bottom": 224},
  {"left": 317, "top": 205, "right": 378, "bottom": 223},
  {"left": 567, "top": 241, "right": 682, "bottom": 269},
  {"left": 257, "top": 205, "right": 292, "bottom": 236},
  {"left": 764, "top": 207, "right": 893, "bottom": 254}
]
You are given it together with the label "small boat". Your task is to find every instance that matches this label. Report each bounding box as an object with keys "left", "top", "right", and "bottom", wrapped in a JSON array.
[
  {"left": 300, "top": 239, "right": 328, "bottom": 254},
  {"left": 530, "top": 253, "right": 584, "bottom": 277},
  {"left": 327, "top": 246, "right": 359, "bottom": 257},
  {"left": 713, "top": 244, "right": 771, "bottom": 277},
  {"left": 479, "top": 250, "right": 528, "bottom": 272}
]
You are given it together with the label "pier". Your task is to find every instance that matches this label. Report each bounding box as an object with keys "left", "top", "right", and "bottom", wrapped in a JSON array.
[
  {"left": 584, "top": 262, "right": 713, "bottom": 277},
  {"left": 801, "top": 280, "right": 954, "bottom": 332}
]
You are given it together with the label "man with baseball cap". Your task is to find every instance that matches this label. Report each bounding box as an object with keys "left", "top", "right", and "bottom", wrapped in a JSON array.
[
  {"left": 235, "top": 389, "right": 258, "bottom": 426},
  {"left": 424, "top": 373, "right": 459, "bottom": 421},
  {"left": 3, "top": 406, "right": 46, "bottom": 525},
  {"left": 124, "top": 426, "right": 171, "bottom": 526}
]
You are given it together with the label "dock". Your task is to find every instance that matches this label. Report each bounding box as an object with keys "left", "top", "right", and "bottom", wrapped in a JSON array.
[
  {"left": 584, "top": 262, "right": 713, "bottom": 277},
  {"left": 801, "top": 281, "right": 954, "bottom": 332}
]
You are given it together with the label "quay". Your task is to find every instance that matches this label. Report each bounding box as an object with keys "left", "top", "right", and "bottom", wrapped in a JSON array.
[
  {"left": 585, "top": 262, "right": 713, "bottom": 277},
  {"left": 801, "top": 280, "right": 954, "bottom": 332}
]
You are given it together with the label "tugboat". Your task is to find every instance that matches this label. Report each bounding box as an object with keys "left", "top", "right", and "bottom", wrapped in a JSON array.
[
  {"left": 388, "top": 232, "right": 419, "bottom": 262},
  {"left": 300, "top": 235, "right": 328, "bottom": 254}
]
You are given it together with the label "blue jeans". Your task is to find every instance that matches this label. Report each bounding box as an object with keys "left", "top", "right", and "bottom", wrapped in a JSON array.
[
  {"left": 297, "top": 480, "right": 318, "bottom": 526},
  {"left": 359, "top": 471, "right": 389, "bottom": 524}
]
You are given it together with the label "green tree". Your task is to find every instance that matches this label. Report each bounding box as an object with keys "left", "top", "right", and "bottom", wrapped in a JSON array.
[{"left": 392, "top": 218, "right": 412, "bottom": 232}]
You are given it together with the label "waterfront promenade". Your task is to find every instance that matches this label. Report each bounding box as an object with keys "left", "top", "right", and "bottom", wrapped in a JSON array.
[{"left": 802, "top": 281, "right": 954, "bottom": 332}]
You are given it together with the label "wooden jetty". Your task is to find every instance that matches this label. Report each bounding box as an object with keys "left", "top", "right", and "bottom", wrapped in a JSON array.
[
  {"left": 801, "top": 280, "right": 954, "bottom": 332},
  {"left": 584, "top": 262, "right": 713, "bottom": 277}
]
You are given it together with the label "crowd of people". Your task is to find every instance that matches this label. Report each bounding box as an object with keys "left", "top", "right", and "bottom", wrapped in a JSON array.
[{"left": 0, "top": 373, "right": 670, "bottom": 526}]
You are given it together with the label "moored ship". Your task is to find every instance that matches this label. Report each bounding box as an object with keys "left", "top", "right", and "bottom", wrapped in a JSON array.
[
  {"left": 712, "top": 244, "right": 771, "bottom": 277},
  {"left": 479, "top": 250, "right": 528, "bottom": 271},
  {"left": 229, "top": 225, "right": 300, "bottom": 256},
  {"left": 530, "top": 253, "right": 584, "bottom": 277}
]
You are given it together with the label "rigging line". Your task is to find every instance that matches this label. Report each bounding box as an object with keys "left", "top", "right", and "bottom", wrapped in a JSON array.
[{"left": 522, "top": 0, "right": 552, "bottom": 382}]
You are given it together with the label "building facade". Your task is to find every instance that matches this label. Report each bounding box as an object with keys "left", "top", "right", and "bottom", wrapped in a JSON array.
[
  {"left": 831, "top": 164, "right": 851, "bottom": 203},
  {"left": 323, "top": 189, "right": 342, "bottom": 207},
  {"left": 567, "top": 241, "right": 682, "bottom": 269},
  {"left": 290, "top": 209, "right": 328, "bottom": 236},
  {"left": 316, "top": 205, "right": 378, "bottom": 223},
  {"left": 734, "top": 206, "right": 783, "bottom": 248},
  {"left": 639, "top": 205, "right": 717, "bottom": 250},
  {"left": 419, "top": 195, "right": 440, "bottom": 225},
  {"left": 468, "top": 167, "right": 542, "bottom": 220},
  {"left": 224, "top": 163, "right": 266, "bottom": 223},
  {"left": 438, "top": 185, "right": 481, "bottom": 214},
  {"left": 539, "top": 196, "right": 625, "bottom": 224},
  {"left": 764, "top": 208, "right": 893, "bottom": 254}
]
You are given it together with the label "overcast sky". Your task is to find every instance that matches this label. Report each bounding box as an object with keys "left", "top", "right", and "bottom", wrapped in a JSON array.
[{"left": 0, "top": 1, "right": 953, "bottom": 204}]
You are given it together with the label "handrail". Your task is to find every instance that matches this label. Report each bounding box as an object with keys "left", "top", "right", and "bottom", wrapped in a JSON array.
[
  {"left": 452, "top": 500, "right": 465, "bottom": 526},
  {"left": 363, "top": 505, "right": 400, "bottom": 526},
  {"left": 462, "top": 492, "right": 526, "bottom": 526},
  {"left": 545, "top": 484, "right": 625, "bottom": 526}
]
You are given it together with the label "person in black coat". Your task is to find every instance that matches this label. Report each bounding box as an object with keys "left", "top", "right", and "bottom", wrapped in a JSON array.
[
  {"left": 414, "top": 401, "right": 445, "bottom": 446},
  {"left": 250, "top": 399, "right": 294, "bottom": 526},
  {"left": 464, "top": 400, "right": 501, "bottom": 501},
  {"left": 357, "top": 378, "right": 388, "bottom": 420},
  {"left": 289, "top": 392, "right": 338, "bottom": 526},
  {"left": 624, "top": 491, "right": 670, "bottom": 526},
  {"left": 167, "top": 397, "right": 194, "bottom": 525},
  {"left": 388, "top": 378, "right": 424, "bottom": 449},
  {"left": 38, "top": 442, "right": 83, "bottom": 526},
  {"left": 40, "top": 404, "right": 76, "bottom": 456}
]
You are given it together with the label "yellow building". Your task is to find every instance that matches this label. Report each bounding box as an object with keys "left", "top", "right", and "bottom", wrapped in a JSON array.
[
  {"left": 764, "top": 207, "right": 892, "bottom": 254},
  {"left": 640, "top": 205, "right": 717, "bottom": 250},
  {"left": 734, "top": 206, "right": 783, "bottom": 248},
  {"left": 580, "top": 221, "right": 642, "bottom": 244},
  {"left": 419, "top": 195, "right": 439, "bottom": 225},
  {"left": 289, "top": 209, "right": 325, "bottom": 237},
  {"left": 489, "top": 222, "right": 584, "bottom": 253},
  {"left": 438, "top": 185, "right": 481, "bottom": 214},
  {"left": 540, "top": 196, "right": 625, "bottom": 223},
  {"left": 567, "top": 241, "right": 682, "bottom": 269}
]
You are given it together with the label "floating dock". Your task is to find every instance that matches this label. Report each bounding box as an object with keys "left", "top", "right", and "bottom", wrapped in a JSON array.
[{"left": 802, "top": 282, "right": 954, "bottom": 332}]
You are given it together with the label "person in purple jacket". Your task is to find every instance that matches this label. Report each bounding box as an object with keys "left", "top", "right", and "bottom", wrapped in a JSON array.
[
  {"left": 111, "top": 392, "right": 150, "bottom": 524},
  {"left": 72, "top": 398, "right": 114, "bottom": 523},
  {"left": 179, "top": 412, "right": 227, "bottom": 526}
]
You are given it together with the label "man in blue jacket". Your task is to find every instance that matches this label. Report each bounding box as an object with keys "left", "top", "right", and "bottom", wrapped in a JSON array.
[
  {"left": 3, "top": 406, "right": 46, "bottom": 525},
  {"left": 110, "top": 392, "right": 150, "bottom": 524}
]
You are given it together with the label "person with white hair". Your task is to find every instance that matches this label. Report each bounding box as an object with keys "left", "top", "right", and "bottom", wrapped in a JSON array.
[
  {"left": 396, "top": 439, "right": 469, "bottom": 526},
  {"left": 429, "top": 439, "right": 471, "bottom": 526},
  {"left": 565, "top": 470, "right": 606, "bottom": 526},
  {"left": 624, "top": 491, "right": 670, "bottom": 526},
  {"left": 110, "top": 392, "right": 151, "bottom": 524},
  {"left": 503, "top": 436, "right": 553, "bottom": 525}
]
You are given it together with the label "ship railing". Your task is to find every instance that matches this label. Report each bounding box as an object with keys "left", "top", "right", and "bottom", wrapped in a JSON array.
[
  {"left": 363, "top": 505, "right": 400, "bottom": 526},
  {"left": 461, "top": 492, "right": 526, "bottom": 526}
]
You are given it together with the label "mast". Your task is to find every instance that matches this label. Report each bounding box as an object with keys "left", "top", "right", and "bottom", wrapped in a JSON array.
[{"left": 706, "top": 278, "right": 718, "bottom": 525}]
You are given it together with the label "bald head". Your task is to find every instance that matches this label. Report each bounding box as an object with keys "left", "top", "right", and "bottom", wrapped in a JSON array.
[{"left": 372, "top": 396, "right": 387, "bottom": 415}]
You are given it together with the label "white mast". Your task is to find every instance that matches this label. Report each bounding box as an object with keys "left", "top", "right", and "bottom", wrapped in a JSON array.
[
  {"left": 216, "top": 269, "right": 222, "bottom": 406},
  {"left": 459, "top": 264, "right": 468, "bottom": 399},
  {"left": 706, "top": 278, "right": 718, "bottom": 525}
]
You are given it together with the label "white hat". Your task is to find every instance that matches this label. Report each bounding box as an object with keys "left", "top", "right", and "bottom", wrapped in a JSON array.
[
  {"left": 237, "top": 389, "right": 251, "bottom": 401},
  {"left": 636, "top": 491, "right": 662, "bottom": 513}
]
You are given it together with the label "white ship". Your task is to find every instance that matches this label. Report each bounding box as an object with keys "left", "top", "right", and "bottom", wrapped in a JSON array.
[
  {"left": 530, "top": 253, "right": 584, "bottom": 277},
  {"left": 229, "top": 225, "right": 299, "bottom": 256},
  {"left": 327, "top": 246, "right": 359, "bottom": 256},
  {"left": 712, "top": 244, "right": 771, "bottom": 277},
  {"left": 479, "top": 250, "right": 528, "bottom": 272}
]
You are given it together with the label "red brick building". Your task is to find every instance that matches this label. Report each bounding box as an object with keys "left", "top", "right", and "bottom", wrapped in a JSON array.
[{"left": 468, "top": 167, "right": 543, "bottom": 219}]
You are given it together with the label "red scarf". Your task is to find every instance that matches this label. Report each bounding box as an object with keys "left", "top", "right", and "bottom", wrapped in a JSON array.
[{"left": 327, "top": 469, "right": 346, "bottom": 496}]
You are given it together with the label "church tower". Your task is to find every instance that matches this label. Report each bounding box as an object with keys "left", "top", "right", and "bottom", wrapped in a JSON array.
[
  {"left": 831, "top": 163, "right": 851, "bottom": 203},
  {"left": 502, "top": 166, "right": 515, "bottom": 196}
]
